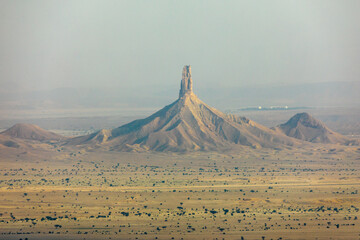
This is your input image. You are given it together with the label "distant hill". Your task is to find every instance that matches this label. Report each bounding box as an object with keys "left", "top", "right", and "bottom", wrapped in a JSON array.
[
  {"left": 0, "top": 123, "right": 64, "bottom": 141},
  {"left": 66, "top": 66, "right": 298, "bottom": 152},
  {"left": 273, "top": 112, "right": 357, "bottom": 145}
]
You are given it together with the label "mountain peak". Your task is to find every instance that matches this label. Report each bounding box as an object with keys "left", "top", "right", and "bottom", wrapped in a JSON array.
[
  {"left": 179, "top": 65, "right": 193, "bottom": 98},
  {"left": 285, "top": 112, "right": 324, "bottom": 129}
]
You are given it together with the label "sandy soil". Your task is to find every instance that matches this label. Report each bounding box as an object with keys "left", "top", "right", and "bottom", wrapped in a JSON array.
[{"left": 0, "top": 145, "right": 359, "bottom": 239}]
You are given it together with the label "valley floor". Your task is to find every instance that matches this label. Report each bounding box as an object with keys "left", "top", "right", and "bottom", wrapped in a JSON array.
[{"left": 0, "top": 145, "right": 359, "bottom": 239}]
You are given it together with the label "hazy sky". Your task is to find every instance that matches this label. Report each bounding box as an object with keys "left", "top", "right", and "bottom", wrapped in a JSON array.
[{"left": 1, "top": 0, "right": 360, "bottom": 92}]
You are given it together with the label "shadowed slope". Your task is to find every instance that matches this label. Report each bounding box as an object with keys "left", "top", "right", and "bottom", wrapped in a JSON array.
[{"left": 0, "top": 135, "right": 21, "bottom": 148}]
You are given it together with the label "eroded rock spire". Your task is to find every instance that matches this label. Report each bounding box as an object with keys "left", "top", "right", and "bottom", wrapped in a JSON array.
[{"left": 179, "top": 65, "right": 193, "bottom": 98}]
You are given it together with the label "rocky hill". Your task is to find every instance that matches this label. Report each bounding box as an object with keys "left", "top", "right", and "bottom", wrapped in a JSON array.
[{"left": 273, "top": 112, "right": 357, "bottom": 145}]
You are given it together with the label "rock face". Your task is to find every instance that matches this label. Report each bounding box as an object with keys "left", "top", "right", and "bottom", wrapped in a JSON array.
[
  {"left": 179, "top": 65, "right": 193, "bottom": 98},
  {"left": 0, "top": 123, "right": 64, "bottom": 141},
  {"left": 67, "top": 66, "right": 298, "bottom": 152},
  {"left": 274, "top": 113, "right": 356, "bottom": 145}
]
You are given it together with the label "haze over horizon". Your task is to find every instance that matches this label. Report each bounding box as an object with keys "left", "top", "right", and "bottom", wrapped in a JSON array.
[{"left": 1, "top": 0, "right": 360, "bottom": 111}]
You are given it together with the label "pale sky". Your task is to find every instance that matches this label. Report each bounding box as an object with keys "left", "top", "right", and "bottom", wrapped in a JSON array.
[{"left": 1, "top": 0, "right": 360, "bottom": 93}]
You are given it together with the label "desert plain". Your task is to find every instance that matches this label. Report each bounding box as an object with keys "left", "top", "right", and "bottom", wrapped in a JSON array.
[{"left": 0, "top": 141, "right": 359, "bottom": 240}]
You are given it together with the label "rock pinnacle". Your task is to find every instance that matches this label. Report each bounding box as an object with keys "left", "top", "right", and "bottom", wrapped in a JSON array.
[{"left": 179, "top": 65, "right": 193, "bottom": 98}]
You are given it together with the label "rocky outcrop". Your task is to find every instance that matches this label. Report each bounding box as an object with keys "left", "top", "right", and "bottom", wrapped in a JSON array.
[{"left": 179, "top": 65, "right": 193, "bottom": 98}]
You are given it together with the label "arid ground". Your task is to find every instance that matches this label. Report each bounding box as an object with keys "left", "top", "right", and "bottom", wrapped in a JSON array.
[{"left": 0, "top": 144, "right": 359, "bottom": 239}]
